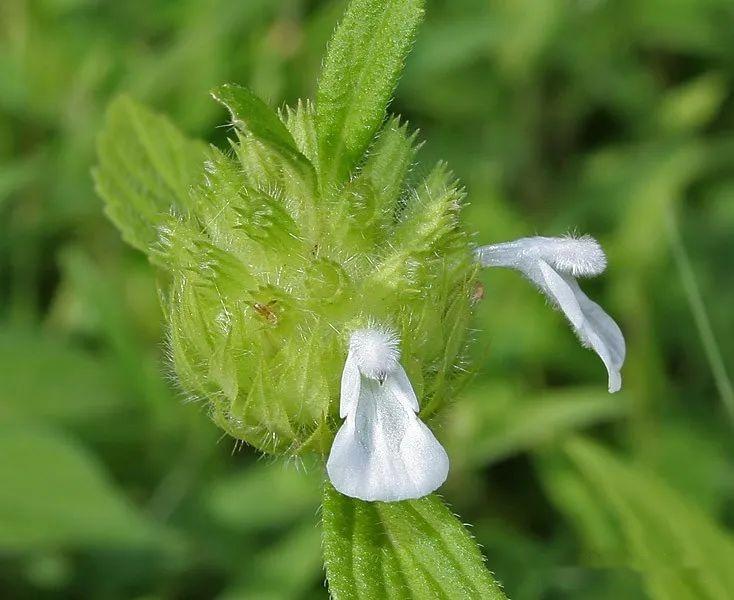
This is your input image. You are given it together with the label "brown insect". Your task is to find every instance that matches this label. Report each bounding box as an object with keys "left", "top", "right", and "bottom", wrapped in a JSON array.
[
  {"left": 471, "top": 282, "right": 486, "bottom": 304},
  {"left": 253, "top": 300, "right": 278, "bottom": 325}
]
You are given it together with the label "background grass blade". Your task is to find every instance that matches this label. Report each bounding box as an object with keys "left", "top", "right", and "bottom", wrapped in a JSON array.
[
  {"left": 666, "top": 208, "right": 734, "bottom": 426},
  {"left": 544, "top": 437, "right": 734, "bottom": 600}
]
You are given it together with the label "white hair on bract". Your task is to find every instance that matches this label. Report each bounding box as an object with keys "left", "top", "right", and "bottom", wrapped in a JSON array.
[
  {"left": 476, "top": 235, "right": 626, "bottom": 393},
  {"left": 326, "top": 326, "right": 449, "bottom": 502}
]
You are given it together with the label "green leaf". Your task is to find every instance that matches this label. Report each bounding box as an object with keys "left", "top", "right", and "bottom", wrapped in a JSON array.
[
  {"left": 449, "top": 385, "right": 629, "bottom": 468},
  {"left": 316, "top": 0, "right": 425, "bottom": 184},
  {"left": 554, "top": 438, "right": 734, "bottom": 600},
  {"left": 220, "top": 360, "right": 297, "bottom": 454},
  {"left": 358, "top": 117, "right": 419, "bottom": 227},
  {"left": 0, "top": 156, "right": 38, "bottom": 208},
  {"left": 219, "top": 522, "right": 323, "bottom": 600},
  {"left": 393, "top": 161, "right": 464, "bottom": 254},
  {"left": 211, "top": 84, "right": 299, "bottom": 156},
  {"left": 658, "top": 72, "right": 727, "bottom": 134},
  {"left": 94, "top": 96, "right": 207, "bottom": 255},
  {"left": 0, "top": 428, "right": 161, "bottom": 550},
  {"left": 0, "top": 328, "right": 123, "bottom": 425},
  {"left": 207, "top": 460, "right": 321, "bottom": 533},
  {"left": 365, "top": 162, "right": 465, "bottom": 291},
  {"left": 322, "top": 483, "right": 506, "bottom": 599},
  {"left": 284, "top": 99, "right": 320, "bottom": 173},
  {"left": 210, "top": 84, "right": 316, "bottom": 189},
  {"left": 194, "top": 146, "right": 299, "bottom": 251}
]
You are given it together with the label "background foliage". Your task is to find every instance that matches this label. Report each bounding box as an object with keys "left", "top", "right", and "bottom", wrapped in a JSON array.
[{"left": 1, "top": 0, "right": 733, "bottom": 598}]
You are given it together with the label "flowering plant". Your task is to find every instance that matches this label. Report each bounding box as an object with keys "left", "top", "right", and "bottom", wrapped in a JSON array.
[{"left": 95, "top": 0, "right": 623, "bottom": 595}]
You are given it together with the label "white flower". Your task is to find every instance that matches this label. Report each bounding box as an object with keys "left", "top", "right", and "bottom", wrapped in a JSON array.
[
  {"left": 326, "top": 327, "right": 449, "bottom": 502},
  {"left": 475, "top": 235, "right": 626, "bottom": 393}
]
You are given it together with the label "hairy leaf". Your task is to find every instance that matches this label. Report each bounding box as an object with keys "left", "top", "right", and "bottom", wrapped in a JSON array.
[
  {"left": 94, "top": 96, "right": 207, "bottom": 255},
  {"left": 211, "top": 84, "right": 316, "bottom": 190},
  {"left": 316, "top": 0, "right": 425, "bottom": 184},
  {"left": 366, "top": 162, "right": 465, "bottom": 292},
  {"left": 322, "top": 483, "right": 506, "bottom": 599},
  {"left": 396, "top": 162, "right": 464, "bottom": 250},
  {"left": 359, "top": 117, "right": 419, "bottom": 227},
  {"left": 196, "top": 147, "right": 299, "bottom": 251},
  {"left": 212, "top": 84, "right": 299, "bottom": 156},
  {"left": 284, "top": 99, "right": 320, "bottom": 172}
]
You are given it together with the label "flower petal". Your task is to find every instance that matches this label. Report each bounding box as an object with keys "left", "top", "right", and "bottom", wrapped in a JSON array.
[
  {"left": 476, "top": 235, "right": 607, "bottom": 278},
  {"left": 383, "top": 364, "right": 419, "bottom": 412},
  {"left": 537, "top": 260, "right": 626, "bottom": 393},
  {"left": 326, "top": 375, "right": 449, "bottom": 502},
  {"left": 339, "top": 350, "right": 361, "bottom": 418}
]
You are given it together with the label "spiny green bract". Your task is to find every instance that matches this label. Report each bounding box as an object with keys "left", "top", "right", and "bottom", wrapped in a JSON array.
[{"left": 95, "top": 91, "right": 477, "bottom": 457}]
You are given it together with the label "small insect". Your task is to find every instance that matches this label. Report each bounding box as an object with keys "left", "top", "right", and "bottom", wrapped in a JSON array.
[
  {"left": 471, "top": 281, "right": 486, "bottom": 304},
  {"left": 253, "top": 300, "right": 278, "bottom": 325}
]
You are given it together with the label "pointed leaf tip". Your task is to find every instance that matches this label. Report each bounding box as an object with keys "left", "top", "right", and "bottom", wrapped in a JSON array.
[{"left": 210, "top": 84, "right": 300, "bottom": 156}]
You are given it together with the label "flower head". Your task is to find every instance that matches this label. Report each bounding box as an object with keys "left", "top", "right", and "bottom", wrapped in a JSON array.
[
  {"left": 96, "top": 78, "right": 625, "bottom": 507},
  {"left": 476, "top": 235, "right": 625, "bottom": 393},
  {"left": 327, "top": 327, "right": 449, "bottom": 502}
]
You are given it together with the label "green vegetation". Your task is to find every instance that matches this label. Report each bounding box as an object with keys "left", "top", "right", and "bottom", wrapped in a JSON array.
[{"left": 1, "top": 0, "right": 733, "bottom": 598}]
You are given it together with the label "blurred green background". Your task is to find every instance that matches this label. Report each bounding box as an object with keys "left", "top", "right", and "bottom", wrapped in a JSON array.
[{"left": 2, "top": 0, "right": 734, "bottom": 598}]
